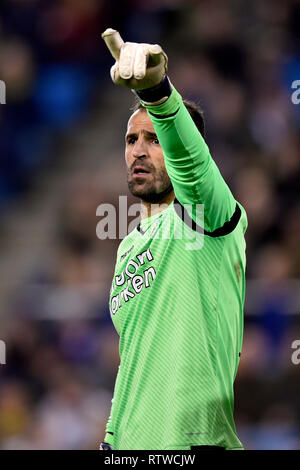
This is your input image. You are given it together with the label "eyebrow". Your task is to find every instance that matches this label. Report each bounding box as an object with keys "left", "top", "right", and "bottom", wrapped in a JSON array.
[{"left": 125, "top": 130, "right": 158, "bottom": 141}]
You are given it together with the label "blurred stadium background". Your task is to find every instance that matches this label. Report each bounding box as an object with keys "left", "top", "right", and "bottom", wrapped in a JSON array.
[{"left": 0, "top": 0, "right": 299, "bottom": 450}]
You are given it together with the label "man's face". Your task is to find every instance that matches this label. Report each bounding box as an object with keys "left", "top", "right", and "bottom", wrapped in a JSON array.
[{"left": 125, "top": 109, "right": 173, "bottom": 203}]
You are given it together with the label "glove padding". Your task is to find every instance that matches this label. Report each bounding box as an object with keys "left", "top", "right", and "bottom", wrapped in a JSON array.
[{"left": 102, "top": 28, "right": 168, "bottom": 90}]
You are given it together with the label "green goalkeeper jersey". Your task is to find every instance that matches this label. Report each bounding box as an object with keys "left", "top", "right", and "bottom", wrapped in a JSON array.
[{"left": 104, "top": 86, "right": 247, "bottom": 450}]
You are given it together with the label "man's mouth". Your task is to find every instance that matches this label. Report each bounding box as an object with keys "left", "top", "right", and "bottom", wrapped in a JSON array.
[{"left": 132, "top": 166, "right": 151, "bottom": 175}]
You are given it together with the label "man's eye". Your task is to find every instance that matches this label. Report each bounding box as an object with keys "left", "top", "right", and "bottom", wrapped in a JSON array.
[
  {"left": 153, "top": 138, "right": 159, "bottom": 144},
  {"left": 128, "top": 138, "right": 136, "bottom": 144}
]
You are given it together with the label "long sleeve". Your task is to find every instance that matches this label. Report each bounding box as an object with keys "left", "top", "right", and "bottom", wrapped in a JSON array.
[
  {"left": 103, "top": 364, "right": 123, "bottom": 447},
  {"left": 142, "top": 86, "right": 238, "bottom": 233},
  {"left": 103, "top": 397, "right": 115, "bottom": 446}
]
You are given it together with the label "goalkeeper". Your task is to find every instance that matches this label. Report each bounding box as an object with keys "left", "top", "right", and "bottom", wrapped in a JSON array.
[{"left": 100, "top": 29, "right": 247, "bottom": 450}]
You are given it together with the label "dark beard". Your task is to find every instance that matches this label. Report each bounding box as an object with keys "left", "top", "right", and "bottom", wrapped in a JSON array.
[
  {"left": 135, "top": 182, "right": 174, "bottom": 203},
  {"left": 127, "top": 167, "right": 173, "bottom": 203}
]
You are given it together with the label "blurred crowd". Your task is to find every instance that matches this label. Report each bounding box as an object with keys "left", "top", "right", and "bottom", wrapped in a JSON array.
[{"left": 0, "top": 0, "right": 300, "bottom": 449}]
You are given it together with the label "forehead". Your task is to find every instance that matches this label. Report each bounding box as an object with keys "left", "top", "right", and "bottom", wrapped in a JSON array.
[{"left": 126, "top": 109, "right": 155, "bottom": 135}]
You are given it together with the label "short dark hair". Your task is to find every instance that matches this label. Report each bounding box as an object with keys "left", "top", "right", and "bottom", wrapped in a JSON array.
[{"left": 131, "top": 97, "right": 206, "bottom": 138}]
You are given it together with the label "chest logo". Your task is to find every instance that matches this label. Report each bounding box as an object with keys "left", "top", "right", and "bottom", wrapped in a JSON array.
[{"left": 110, "top": 247, "right": 156, "bottom": 315}]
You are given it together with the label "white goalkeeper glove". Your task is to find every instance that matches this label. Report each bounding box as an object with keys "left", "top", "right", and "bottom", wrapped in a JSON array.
[{"left": 102, "top": 28, "right": 170, "bottom": 103}]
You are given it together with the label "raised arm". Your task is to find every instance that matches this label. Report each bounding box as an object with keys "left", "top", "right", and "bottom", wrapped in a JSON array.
[
  {"left": 139, "top": 85, "right": 238, "bottom": 233},
  {"left": 102, "top": 28, "right": 244, "bottom": 233}
]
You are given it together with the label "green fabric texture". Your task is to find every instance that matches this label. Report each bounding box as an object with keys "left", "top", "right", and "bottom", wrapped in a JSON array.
[{"left": 104, "top": 86, "right": 247, "bottom": 450}]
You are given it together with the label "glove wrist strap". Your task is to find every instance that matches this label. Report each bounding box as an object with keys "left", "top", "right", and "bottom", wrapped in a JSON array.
[{"left": 133, "top": 75, "right": 172, "bottom": 105}]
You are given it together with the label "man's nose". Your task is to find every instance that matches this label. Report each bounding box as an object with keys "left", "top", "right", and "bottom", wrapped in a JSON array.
[{"left": 132, "top": 138, "right": 147, "bottom": 159}]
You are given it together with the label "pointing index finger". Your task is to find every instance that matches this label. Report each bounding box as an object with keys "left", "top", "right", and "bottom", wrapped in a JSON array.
[{"left": 102, "top": 28, "right": 124, "bottom": 61}]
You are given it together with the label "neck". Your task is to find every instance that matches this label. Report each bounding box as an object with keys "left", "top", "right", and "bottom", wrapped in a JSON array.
[{"left": 140, "top": 190, "right": 175, "bottom": 220}]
